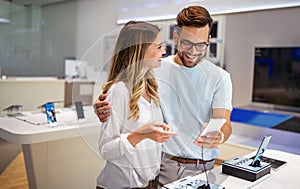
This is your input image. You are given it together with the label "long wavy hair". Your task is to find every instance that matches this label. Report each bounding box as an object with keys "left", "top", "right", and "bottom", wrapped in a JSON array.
[{"left": 102, "top": 21, "right": 160, "bottom": 121}]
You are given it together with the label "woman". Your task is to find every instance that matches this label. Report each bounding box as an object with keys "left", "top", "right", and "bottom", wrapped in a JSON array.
[{"left": 96, "top": 21, "right": 176, "bottom": 189}]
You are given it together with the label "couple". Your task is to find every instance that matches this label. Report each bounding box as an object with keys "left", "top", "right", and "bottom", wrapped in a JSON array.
[{"left": 95, "top": 5, "right": 233, "bottom": 189}]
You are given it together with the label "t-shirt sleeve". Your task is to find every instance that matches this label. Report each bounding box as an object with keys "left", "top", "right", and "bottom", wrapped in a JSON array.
[{"left": 212, "top": 72, "right": 233, "bottom": 111}]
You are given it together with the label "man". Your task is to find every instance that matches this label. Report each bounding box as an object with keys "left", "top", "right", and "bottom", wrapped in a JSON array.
[{"left": 94, "top": 6, "right": 232, "bottom": 185}]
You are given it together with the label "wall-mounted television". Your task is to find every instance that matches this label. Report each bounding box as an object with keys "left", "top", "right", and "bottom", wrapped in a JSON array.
[
  {"left": 169, "top": 24, "right": 177, "bottom": 40},
  {"left": 210, "top": 21, "right": 218, "bottom": 38},
  {"left": 252, "top": 47, "right": 300, "bottom": 112}
]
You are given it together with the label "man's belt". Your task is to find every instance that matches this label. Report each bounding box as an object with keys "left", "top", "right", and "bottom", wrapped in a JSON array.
[{"left": 164, "top": 153, "right": 214, "bottom": 164}]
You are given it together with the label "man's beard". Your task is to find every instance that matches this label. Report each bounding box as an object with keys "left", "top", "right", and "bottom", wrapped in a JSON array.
[{"left": 178, "top": 50, "right": 207, "bottom": 67}]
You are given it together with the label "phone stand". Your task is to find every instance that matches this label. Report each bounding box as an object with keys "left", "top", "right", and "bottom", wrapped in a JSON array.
[
  {"left": 222, "top": 156, "right": 271, "bottom": 181},
  {"left": 3, "top": 105, "right": 23, "bottom": 116}
]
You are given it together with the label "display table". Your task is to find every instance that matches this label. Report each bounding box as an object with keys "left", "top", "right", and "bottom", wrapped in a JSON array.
[
  {"left": 0, "top": 107, "right": 105, "bottom": 189},
  {"left": 2, "top": 107, "right": 300, "bottom": 189},
  {"left": 195, "top": 149, "right": 298, "bottom": 188}
]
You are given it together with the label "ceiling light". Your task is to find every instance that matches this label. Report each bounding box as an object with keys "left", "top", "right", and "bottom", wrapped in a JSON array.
[{"left": 0, "top": 18, "right": 10, "bottom": 24}]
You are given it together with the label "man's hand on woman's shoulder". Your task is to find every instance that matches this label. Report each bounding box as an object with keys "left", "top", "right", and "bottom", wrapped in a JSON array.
[{"left": 93, "top": 94, "right": 111, "bottom": 122}]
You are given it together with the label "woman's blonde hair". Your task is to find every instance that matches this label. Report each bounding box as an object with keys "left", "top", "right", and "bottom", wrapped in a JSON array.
[{"left": 102, "top": 21, "right": 160, "bottom": 121}]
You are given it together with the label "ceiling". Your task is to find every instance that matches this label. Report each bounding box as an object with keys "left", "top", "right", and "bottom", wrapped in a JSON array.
[
  {"left": 6, "top": 0, "right": 300, "bottom": 9},
  {"left": 117, "top": 0, "right": 300, "bottom": 24},
  {"left": 121, "top": 0, "right": 300, "bottom": 12},
  {"left": 8, "top": 0, "right": 73, "bottom": 6},
  {"left": 3, "top": 0, "right": 300, "bottom": 24}
]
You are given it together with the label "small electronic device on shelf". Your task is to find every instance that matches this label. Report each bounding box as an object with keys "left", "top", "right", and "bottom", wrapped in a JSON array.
[
  {"left": 44, "top": 102, "right": 57, "bottom": 125},
  {"left": 3, "top": 105, "right": 24, "bottom": 116},
  {"left": 75, "top": 101, "right": 85, "bottom": 120}
]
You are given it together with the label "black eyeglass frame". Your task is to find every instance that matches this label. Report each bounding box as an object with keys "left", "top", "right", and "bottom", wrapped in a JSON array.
[{"left": 179, "top": 39, "right": 209, "bottom": 52}]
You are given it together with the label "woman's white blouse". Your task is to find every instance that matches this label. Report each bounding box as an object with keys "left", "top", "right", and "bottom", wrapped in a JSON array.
[{"left": 97, "top": 81, "right": 163, "bottom": 188}]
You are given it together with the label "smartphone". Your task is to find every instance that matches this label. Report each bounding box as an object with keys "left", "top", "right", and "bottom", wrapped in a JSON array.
[
  {"left": 250, "top": 134, "right": 272, "bottom": 167},
  {"left": 75, "top": 101, "right": 85, "bottom": 120},
  {"left": 45, "top": 102, "right": 57, "bottom": 124},
  {"left": 200, "top": 118, "right": 226, "bottom": 136}
]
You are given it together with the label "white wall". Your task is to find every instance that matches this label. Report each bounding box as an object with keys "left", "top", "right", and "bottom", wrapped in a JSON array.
[
  {"left": 76, "top": 4, "right": 300, "bottom": 108},
  {"left": 224, "top": 7, "right": 300, "bottom": 107},
  {"left": 74, "top": 0, "right": 300, "bottom": 107},
  {"left": 41, "top": 1, "right": 77, "bottom": 77},
  {"left": 75, "top": 0, "right": 123, "bottom": 100},
  {"left": 76, "top": 0, "right": 121, "bottom": 65}
]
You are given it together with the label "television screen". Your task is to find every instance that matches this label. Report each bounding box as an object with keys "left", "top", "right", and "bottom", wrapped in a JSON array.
[
  {"left": 252, "top": 47, "right": 300, "bottom": 112},
  {"left": 169, "top": 24, "right": 177, "bottom": 40},
  {"left": 209, "top": 43, "right": 217, "bottom": 58},
  {"left": 210, "top": 22, "right": 218, "bottom": 38}
]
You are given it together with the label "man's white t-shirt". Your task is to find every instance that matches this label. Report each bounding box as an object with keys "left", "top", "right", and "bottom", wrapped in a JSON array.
[{"left": 154, "top": 56, "right": 233, "bottom": 160}]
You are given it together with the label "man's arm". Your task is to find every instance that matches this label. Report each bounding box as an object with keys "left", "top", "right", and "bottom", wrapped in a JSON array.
[
  {"left": 93, "top": 93, "right": 111, "bottom": 122},
  {"left": 193, "top": 108, "right": 232, "bottom": 148}
]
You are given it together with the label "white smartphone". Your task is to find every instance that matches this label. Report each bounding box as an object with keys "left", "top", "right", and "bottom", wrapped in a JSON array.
[
  {"left": 200, "top": 118, "right": 226, "bottom": 136},
  {"left": 250, "top": 134, "right": 272, "bottom": 167}
]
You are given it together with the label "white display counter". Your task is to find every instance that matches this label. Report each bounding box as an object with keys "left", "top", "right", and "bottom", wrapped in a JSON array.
[
  {"left": 0, "top": 107, "right": 105, "bottom": 189},
  {"left": 1, "top": 105, "right": 300, "bottom": 189},
  {"left": 193, "top": 149, "right": 299, "bottom": 189}
]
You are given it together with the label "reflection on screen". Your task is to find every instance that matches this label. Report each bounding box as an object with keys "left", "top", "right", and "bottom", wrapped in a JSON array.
[{"left": 253, "top": 47, "right": 300, "bottom": 112}]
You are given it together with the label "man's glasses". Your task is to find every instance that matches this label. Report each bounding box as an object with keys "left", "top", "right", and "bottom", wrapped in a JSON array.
[{"left": 179, "top": 39, "right": 209, "bottom": 52}]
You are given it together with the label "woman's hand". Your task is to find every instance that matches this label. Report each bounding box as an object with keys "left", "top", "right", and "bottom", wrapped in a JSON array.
[{"left": 127, "top": 122, "right": 177, "bottom": 146}]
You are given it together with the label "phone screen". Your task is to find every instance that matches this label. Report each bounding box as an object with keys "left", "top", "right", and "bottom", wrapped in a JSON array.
[
  {"left": 45, "top": 102, "right": 57, "bottom": 124},
  {"left": 75, "top": 101, "right": 85, "bottom": 120},
  {"left": 252, "top": 134, "right": 272, "bottom": 163},
  {"left": 200, "top": 118, "right": 226, "bottom": 136}
]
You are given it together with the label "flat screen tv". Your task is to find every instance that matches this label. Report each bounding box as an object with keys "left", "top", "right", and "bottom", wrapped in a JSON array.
[{"left": 252, "top": 47, "right": 300, "bottom": 112}]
